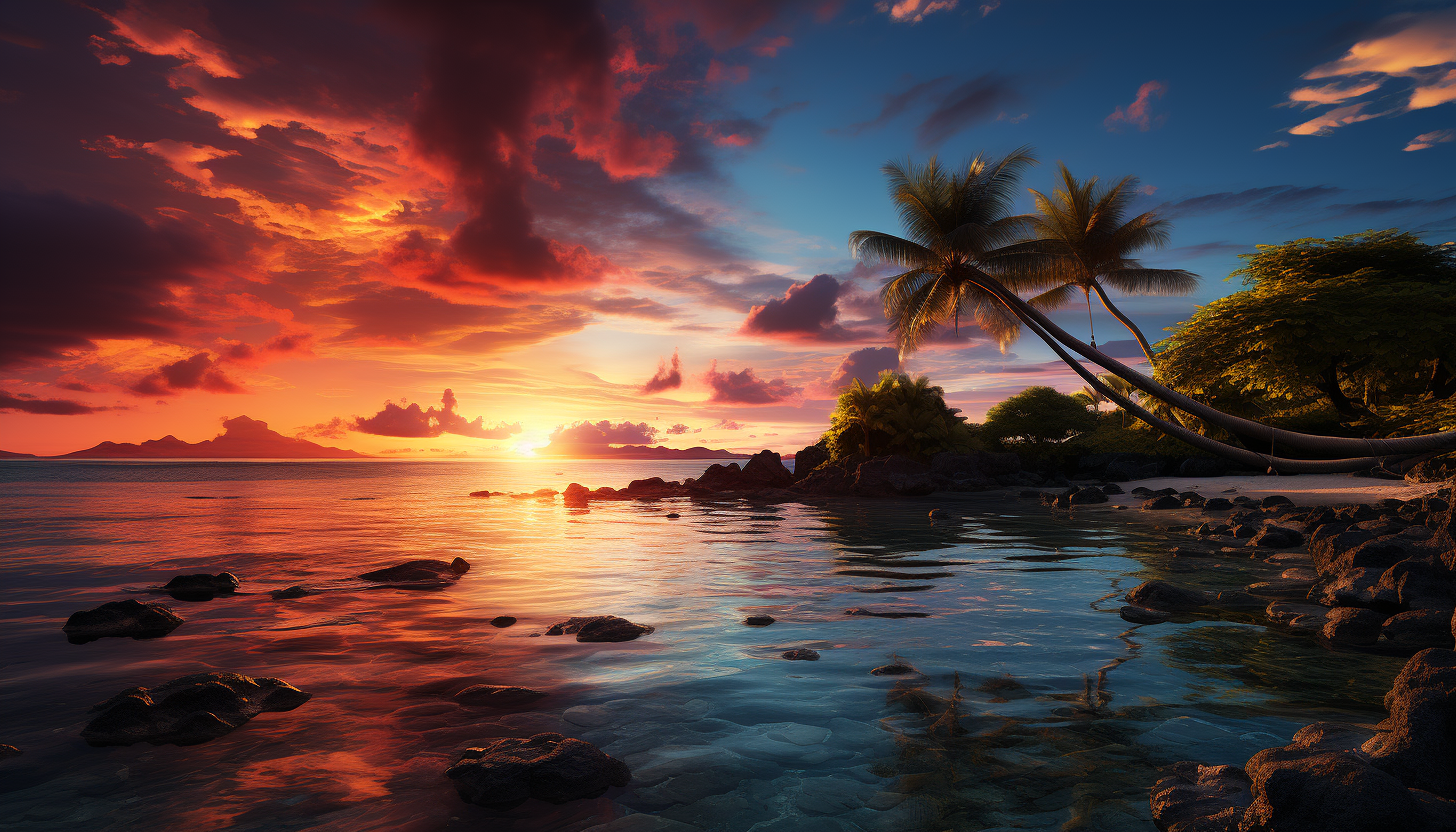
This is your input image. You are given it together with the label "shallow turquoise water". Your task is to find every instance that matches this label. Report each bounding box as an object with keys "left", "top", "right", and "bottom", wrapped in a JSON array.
[{"left": 0, "top": 461, "right": 1408, "bottom": 831}]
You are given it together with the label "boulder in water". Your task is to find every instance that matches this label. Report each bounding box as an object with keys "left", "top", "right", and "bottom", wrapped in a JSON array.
[
  {"left": 270, "top": 586, "right": 313, "bottom": 600},
  {"left": 1363, "top": 648, "right": 1456, "bottom": 799},
  {"left": 162, "top": 572, "right": 239, "bottom": 601},
  {"left": 782, "top": 648, "right": 820, "bottom": 661},
  {"left": 63, "top": 600, "right": 183, "bottom": 644},
  {"left": 1120, "top": 605, "right": 1172, "bottom": 625},
  {"left": 358, "top": 558, "right": 469, "bottom": 586},
  {"left": 741, "top": 450, "right": 793, "bottom": 488},
  {"left": 445, "top": 733, "right": 630, "bottom": 809},
  {"left": 454, "top": 685, "right": 547, "bottom": 708},
  {"left": 870, "top": 663, "right": 918, "bottom": 676},
  {"left": 1125, "top": 580, "right": 1208, "bottom": 611},
  {"left": 490, "top": 616, "right": 517, "bottom": 628},
  {"left": 544, "top": 615, "right": 654, "bottom": 642},
  {"left": 1142, "top": 495, "right": 1183, "bottom": 510},
  {"left": 743, "top": 615, "right": 775, "bottom": 626},
  {"left": 81, "top": 672, "right": 310, "bottom": 747}
]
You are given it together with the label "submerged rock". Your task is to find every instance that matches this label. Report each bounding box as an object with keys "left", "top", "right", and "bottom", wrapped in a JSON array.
[
  {"left": 445, "top": 733, "right": 630, "bottom": 809},
  {"left": 1120, "top": 605, "right": 1172, "bottom": 625},
  {"left": 782, "top": 648, "right": 820, "bottom": 661},
  {"left": 358, "top": 557, "right": 470, "bottom": 585},
  {"left": 743, "top": 615, "right": 775, "bottom": 626},
  {"left": 870, "top": 662, "right": 918, "bottom": 676},
  {"left": 844, "top": 607, "right": 930, "bottom": 619},
  {"left": 545, "top": 615, "right": 654, "bottom": 642},
  {"left": 162, "top": 572, "right": 239, "bottom": 601},
  {"left": 454, "top": 685, "right": 547, "bottom": 708},
  {"left": 82, "top": 672, "right": 310, "bottom": 747},
  {"left": 1125, "top": 580, "right": 1209, "bottom": 611},
  {"left": 63, "top": 600, "right": 183, "bottom": 644},
  {"left": 270, "top": 586, "right": 313, "bottom": 600},
  {"left": 1149, "top": 762, "right": 1251, "bottom": 832}
]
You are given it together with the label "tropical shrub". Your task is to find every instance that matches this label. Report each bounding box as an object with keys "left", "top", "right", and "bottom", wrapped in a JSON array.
[
  {"left": 820, "top": 372, "right": 980, "bottom": 462},
  {"left": 982, "top": 386, "right": 1098, "bottom": 446}
]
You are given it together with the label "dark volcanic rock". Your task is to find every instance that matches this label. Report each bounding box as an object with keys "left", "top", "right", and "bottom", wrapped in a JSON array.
[
  {"left": 1376, "top": 560, "right": 1456, "bottom": 612},
  {"left": 0, "top": 744, "right": 18, "bottom": 760},
  {"left": 1120, "top": 605, "right": 1172, "bottom": 625},
  {"left": 359, "top": 557, "right": 470, "bottom": 586},
  {"left": 445, "top": 733, "right": 630, "bottom": 809},
  {"left": 743, "top": 615, "right": 775, "bottom": 626},
  {"left": 1363, "top": 648, "right": 1456, "bottom": 800},
  {"left": 695, "top": 462, "right": 745, "bottom": 491},
  {"left": 269, "top": 586, "right": 313, "bottom": 600},
  {"left": 1382, "top": 609, "right": 1456, "bottom": 651},
  {"left": 1069, "top": 486, "right": 1108, "bottom": 505},
  {"left": 844, "top": 607, "right": 930, "bottom": 619},
  {"left": 782, "top": 648, "right": 820, "bottom": 661},
  {"left": 1245, "top": 579, "right": 1315, "bottom": 599},
  {"left": 454, "top": 685, "right": 547, "bottom": 708},
  {"left": 1314, "top": 567, "right": 1383, "bottom": 607},
  {"left": 1101, "top": 482, "right": 1125, "bottom": 495},
  {"left": 624, "top": 477, "right": 682, "bottom": 497},
  {"left": 1266, "top": 601, "right": 1331, "bottom": 632},
  {"left": 545, "top": 615, "right": 654, "bottom": 642},
  {"left": 1243, "top": 748, "right": 1422, "bottom": 832},
  {"left": 1322, "top": 607, "right": 1385, "bottom": 646},
  {"left": 792, "top": 463, "right": 854, "bottom": 496},
  {"left": 853, "top": 455, "right": 935, "bottom": 497},
  {"left": 1142, "top": 495, "right": 1183, "bottom": 510},
  {"left": 870, "top": 663, "right": 918, "bottom": 676},
  {"left": 1202, "top": 497, "right": 1234, "bottom": 511},
  {"left": 1250, "top": 526, "right": 1305, "bottom": 548},
  {"left": 1125, "top": 580, "right": 1208, "bottom": 611},
  {"left": 63, "top": 600, "right": 183, "bottom": 644},
  {"left": 161, "top": 572, "right": 239, "bottom": 601},
  {"left": 1261, "top": 495, "right": 1294, "bottom": 509},
  {"left": 490, "top": 616, "right": 517, "bottom": 628},
  {"left": 82, "top": 672, "right": 310, "bottom": 747},
  {"left": 742, "top": 450, "right": 793, "bottom": 488},
  {"left": 791, "top": 445, "right": 830, "bottom": 480},
  {"left": 1148, "top": 762, "right": 1251, "bottom": 832}
]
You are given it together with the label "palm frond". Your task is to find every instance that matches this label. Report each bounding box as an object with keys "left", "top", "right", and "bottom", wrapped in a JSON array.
[
  {"left": 1027, "top": 282, "right": 1080, "bottom": 311},
  {"left": 1103, "top": 267, "right": 1200, "bottom": 295}
]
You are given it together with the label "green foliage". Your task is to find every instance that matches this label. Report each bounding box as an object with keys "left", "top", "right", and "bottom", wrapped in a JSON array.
[
  {"left": 820, "top": 372, "right": 980, "bottom": 461},
  {"left": 1156, "top": 230, "right": 1456, "bottom": 422},
  {"left": 982, "top": 386, "right": 1098, "bottom": 446}
]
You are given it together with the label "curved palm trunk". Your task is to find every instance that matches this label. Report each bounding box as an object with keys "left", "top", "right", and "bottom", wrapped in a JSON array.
[
  {"left": 1090, "top": 281, "right": 1156, "bottom": 365},
  {"left": 1084, "top": 287, "right": 1096, "bottom": 348},
  {"left": 963, "top": 273, "right": 1456, "bottom": 461}
]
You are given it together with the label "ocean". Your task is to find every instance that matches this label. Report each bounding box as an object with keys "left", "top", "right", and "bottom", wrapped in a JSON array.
[{"left": 0, "top": 460, "right": 1407, "bottom": 831}]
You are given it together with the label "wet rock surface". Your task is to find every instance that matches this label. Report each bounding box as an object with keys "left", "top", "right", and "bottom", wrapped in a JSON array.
[
  {"left": 782, "top": 648, "right": 820, "bottom": 661},
  {"left": 82, "top": 672, "right": 311, "bottom": 746},
  {"left": 161, "top": 572, "right": 239, "bottom": 601},
  {"left": 489, "top": 615, "right": 517, "bottom": 628},
  {"left": 63, "top": 600, "right": 183, "bottom": 644},
  {"left": 358, "top": 557, "right": 470, "bottom": 586},
  {"left": 445, "top": 732, "right": 631, "bottom": 809},
  {"left": 545, "top": 615, "right": 655, "bottom": 642},
  {"left": 742, "top": 615, "right": 775, "bottom": 626},
  {"left": 1125, "top": 580, "right": 1208, "bottom": 612},
  {"left": 1120, "top": 605, "right": 1173, "bottom": 625}
]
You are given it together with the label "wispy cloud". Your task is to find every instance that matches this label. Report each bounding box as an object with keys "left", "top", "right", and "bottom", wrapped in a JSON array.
[
  {"left": 1104, "top": 81, "right": 1166, "bottom": 131},
  {"left": 1256, "top": 140, "right": 1289, "bottom": 151},
  {"left": 1405, "top": 129, "right": 1456, "bottom": 151},
  {"left": 876, "top": 0, "right": 959, "bottom": 24}
]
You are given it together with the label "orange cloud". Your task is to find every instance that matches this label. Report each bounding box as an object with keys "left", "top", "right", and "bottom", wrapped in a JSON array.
[
  {"left": 1104, "top": 81, "right": 1166, "bottom": 131},
  {"left": 876, "top": 0, "right": 959, "bottom": 24}
]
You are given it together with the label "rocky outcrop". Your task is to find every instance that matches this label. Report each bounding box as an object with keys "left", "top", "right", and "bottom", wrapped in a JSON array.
[
  {"left": 741, "top": 450, "right": 793, "bottom": 488},
  {"left": 358, "top": 558, "right": 470, "bottom": 586},
  {"left": 793, "top": 463, "right": 854, "bottom": 496},
  {"left": 161, "top": 572, "right": 239, "bottom": 601},
  {"left": 63, "top": 600, "right": 183, "bottom": 644},
  {"left": 791, "top": 444, "right": 830, "bottom": 480},
  {"left": 852, "top": 455, "right": 935, "bottom": 497},
  {"left": 82, "top": 672, "right": 310, "bottom": 746},
  {"left": 545, "top": 615, "right": 654, "bottom": 642},
  {"left": 1150, "top": 650, "right": 1456, "bottom": 831},
  {"left": 445, "top": 733, "right": 630, "bottom": 809},
  {"left": 1125, "top": 580, "right": 1209, "bottom": 612}
]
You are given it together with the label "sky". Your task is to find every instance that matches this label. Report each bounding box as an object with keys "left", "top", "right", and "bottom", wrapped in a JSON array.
[{"left": 2, "top": 0, "right": 1454, "bottom": 457}]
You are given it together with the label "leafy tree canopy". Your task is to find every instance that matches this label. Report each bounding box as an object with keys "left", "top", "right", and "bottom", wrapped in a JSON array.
[
  {"left": 820, "top": 372, "right": 979, "bottom": 461},
  {"left": 1155, "top": 230, "right": 1456, "bottom": 420},
  {"left": 982, "top": 385, "right": 1098, "bottom": 445}
]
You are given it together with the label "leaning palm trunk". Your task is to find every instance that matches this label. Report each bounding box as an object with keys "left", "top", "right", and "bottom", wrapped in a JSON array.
[{"left": 964, "top": 275, "right": 1456, "bottom": 469}]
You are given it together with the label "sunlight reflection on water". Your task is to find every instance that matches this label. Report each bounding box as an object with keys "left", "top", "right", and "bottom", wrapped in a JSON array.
[{"left": 0, "top": 460, "right": 1409, "bottom": 831}]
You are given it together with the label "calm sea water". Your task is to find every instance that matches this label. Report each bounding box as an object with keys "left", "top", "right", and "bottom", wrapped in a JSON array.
[{"left": 0, "top": 460, "right": 1408, "bottom": 831}]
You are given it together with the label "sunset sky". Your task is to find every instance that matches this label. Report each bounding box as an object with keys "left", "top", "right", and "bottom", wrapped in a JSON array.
[{"left": 3, "top": 0, "right": 1454, "bottom": 457}]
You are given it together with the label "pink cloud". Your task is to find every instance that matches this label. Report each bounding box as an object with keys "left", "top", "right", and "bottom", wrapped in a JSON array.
[
  {"left": 876, "top": 0, "right": 959, "bottom": 24},
  {"left": 703, "top": 361, "right": 802, "bottom": 404},
  {"left": 1104, "top": 81, "right": 1166, "bottom": 131},
  {"left": 641, "top": 350, "right": 683, "bottom": 394}
]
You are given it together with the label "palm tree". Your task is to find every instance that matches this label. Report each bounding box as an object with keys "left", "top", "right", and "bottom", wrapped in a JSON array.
[
  {"left": 1026, "top": 163, "right": 1198, "bottom": 363},
  {"left": 848, "top": 149, "right": 1056, "bottom": 355}
]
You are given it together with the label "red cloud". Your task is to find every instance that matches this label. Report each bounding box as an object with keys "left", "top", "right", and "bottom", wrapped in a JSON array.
[
  {"left": 130, "top": 353, "right": 243, "bottom": 397},
  {"left": 642, "top": 350, "right": 683, "bottom": 394},
  {"left": 703, "top": 361, "right": 801, "bottom": 404},
  {"left": 353, "top": 389, "right": 521, "bottom": 439},
  {"left": 1105, "top": 81, "right": 1167, "bottom": 131},
  {"left": 1, "top": 390, "right": 113, "bottom": 415}
]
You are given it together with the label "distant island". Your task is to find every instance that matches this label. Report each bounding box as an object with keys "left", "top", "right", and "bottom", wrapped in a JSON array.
[
  {"left": 17, "top": 416, "right": 369, "bottom": 459},
  {"left": 538, "top": 443, "right": 750, "bottom": 460}
]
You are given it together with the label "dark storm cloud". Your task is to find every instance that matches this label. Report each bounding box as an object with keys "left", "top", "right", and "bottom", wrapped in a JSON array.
[
  {"left": 129, "top": 353, "right": 244, "bottom": 397},
  {"left": 703, "top": 362, "right": 801, "bottom": 404},
  {"left": 0, "top": 190, "right": 216, "bottom": 368}
]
